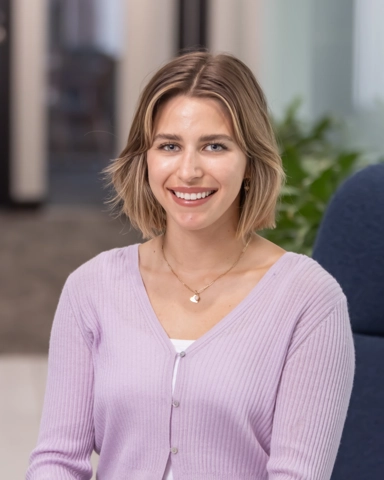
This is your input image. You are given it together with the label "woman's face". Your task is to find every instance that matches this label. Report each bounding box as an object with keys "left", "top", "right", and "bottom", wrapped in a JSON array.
[{"left": 147, "top": 95, "right": 247, "bottom": 235}]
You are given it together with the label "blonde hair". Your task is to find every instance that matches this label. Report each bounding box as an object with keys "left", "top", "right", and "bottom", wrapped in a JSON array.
[{"left": 104, "top": 51, "right": 285, "bottom": 239}]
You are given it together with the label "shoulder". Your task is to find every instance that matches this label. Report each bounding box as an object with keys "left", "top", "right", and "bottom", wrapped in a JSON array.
[
  {"left": 280, "top": 251, "right": 347, "bottom": 316},
  {"left": 54, "top": 245, "right": 138, "bottom": 345},
  {"left": 277, "top": 252, "right": 352, "bottom": 360},
  {"left": 277, "top": 252, "right": 349, "bottom": 349},
  {"left": 65, "top": 243, "right": 139, "bottom": 296},
  {"left": 253, "top": 236, "right": 344, "bottom": 309}
]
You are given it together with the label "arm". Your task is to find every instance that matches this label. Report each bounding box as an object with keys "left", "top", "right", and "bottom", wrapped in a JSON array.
[
  {"left": 26, "top": 280, "right": 95, "bottom": 479},
  {"left": 267, "top": 297, "right": 355, "bottom": 480}
]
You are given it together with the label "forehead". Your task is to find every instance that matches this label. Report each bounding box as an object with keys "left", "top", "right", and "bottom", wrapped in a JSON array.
[{"left": 153, "top": 95, "right": 234, "bottom": 134}]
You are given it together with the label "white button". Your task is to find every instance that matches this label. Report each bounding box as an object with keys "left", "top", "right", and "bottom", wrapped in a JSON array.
[
  {"left": 179, "top": 351, "right": 186, "bottom": 357},
  {"left": 172, "top": 400, "right": 180, "bottom": 407},
  {"left": 170, "top": 447, "right": 178, "bottom": 454}
]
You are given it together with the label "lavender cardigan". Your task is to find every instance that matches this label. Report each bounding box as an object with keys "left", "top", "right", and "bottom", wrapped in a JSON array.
[{"left": 26, "top": 244, "right": 355, "bottom": 479}]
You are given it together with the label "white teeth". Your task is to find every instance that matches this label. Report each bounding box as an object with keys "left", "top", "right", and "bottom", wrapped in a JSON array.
[{"left": 173, "top": 190, "right": 213, "bottom": 200}]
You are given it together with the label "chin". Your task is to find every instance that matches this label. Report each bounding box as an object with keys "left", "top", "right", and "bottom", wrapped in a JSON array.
[
  {"left": 169, "top": 213, "right": 230, "bottom": 234},
  {"left": 167, "top": 213, "right": 207, "bottom": 231},
  {"left": 174, "top": 221, "right": 210, "bottom": 232}
]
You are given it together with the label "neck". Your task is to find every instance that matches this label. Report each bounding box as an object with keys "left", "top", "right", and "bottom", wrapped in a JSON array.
[{"left": 161, "top": 224, "right": 250, "bottom": 274}]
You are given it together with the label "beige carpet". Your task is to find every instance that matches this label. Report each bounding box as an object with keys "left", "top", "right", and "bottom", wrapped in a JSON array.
[{"left": 0, "top": 207, "right": 142, "bottom": 353}]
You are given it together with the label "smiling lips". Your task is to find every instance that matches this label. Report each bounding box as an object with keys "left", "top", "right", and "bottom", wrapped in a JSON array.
[
  {"left": 175, "top": 190, "right": 214, "bottom": 200},
  {"left": 168, "top": 188, "right": 217, "bottom": 206}
]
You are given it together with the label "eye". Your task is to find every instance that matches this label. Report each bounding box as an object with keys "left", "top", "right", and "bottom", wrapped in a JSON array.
[
  {"left": 159, "top": 143, "right": 180, "bottom": 152},
  {"left": 205, "top": 143, "right": 227, "bottom": 152}
]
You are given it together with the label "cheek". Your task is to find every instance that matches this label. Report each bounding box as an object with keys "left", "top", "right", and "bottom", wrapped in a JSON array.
[
  {"left": 146, "top": 153, "right": 167, "bottom": 190},
  {"left": 214, "top": 161, "right": 246, "bottom": 190},
  {"left": 146, "top": 155, "right": 178, "bottom": 208}
]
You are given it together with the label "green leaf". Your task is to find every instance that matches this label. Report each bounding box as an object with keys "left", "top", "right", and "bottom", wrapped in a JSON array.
[
  {"left": 265, "top": 99, "right": 364, "bottom": 254},
  {"left": 337, "top": 152, "right": 360, "bottom": 175},
  {"left": 296, "top": 202, "right": 323, "bottom": 223},
  {"left": 308, "top": 168, "right": 336, "bottom": 202},
  {"left": 282, "top": 146, "right": 308, "bottom": 183}
]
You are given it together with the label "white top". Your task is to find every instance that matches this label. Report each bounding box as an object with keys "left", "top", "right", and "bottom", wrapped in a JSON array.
[{"left": 162, "top": 338, "right": 196, "bottom": 480}]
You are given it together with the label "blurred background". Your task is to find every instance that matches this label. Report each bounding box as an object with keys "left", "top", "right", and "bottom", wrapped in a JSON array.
[{"left": 0, "top": 0, "right": 383, "bottom": 478}]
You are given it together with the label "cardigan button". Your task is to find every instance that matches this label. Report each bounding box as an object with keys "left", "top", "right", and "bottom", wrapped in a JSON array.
[
  {"left": 172, "top": 400, "right": 180, "bottom": 407},
  {"left": 179, "top": 351, "right": 186, "bottom": 357},
  {"left": 170, "top": 447, "right": 178, "bottom": 454}
]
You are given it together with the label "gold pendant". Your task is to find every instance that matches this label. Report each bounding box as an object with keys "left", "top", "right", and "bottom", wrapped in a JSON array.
[{"left": 190, "top": 294, "right": 200, "bottom": 303}]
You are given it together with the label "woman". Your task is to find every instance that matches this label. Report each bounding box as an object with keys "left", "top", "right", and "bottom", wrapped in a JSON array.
[{"left": 26, "top": 52, "right": 355, "bottom": 479}]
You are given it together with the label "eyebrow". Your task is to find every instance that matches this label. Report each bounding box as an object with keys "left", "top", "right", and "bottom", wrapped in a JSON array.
[{"left": 153, "top": 133, "right": 235, "bottom": 143}]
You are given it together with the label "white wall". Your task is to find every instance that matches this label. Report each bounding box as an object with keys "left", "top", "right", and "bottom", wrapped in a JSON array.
[
  {"left": 261, "top": 0, "right": 314, "bottom": 119},
  {"left": 209, "top": 0, "right": 384, "bottom": 160},
  {"left": 348, "top": 0, "right": 384, "bottom": 155},
  {"left": 353, "top": 0, "right": 384, "bottom": 110},
  {"left": 208, "top": 0, "right": 314, "bottom": 119},
  {"left": 209, "top": 0, "right": 261, "bottom": 91},
  {"left": 10, "top": 0, "right": 48, "bottom": 202},
  {"left": 94, "top": 0, "right": 124, "bottom": 58},
  {"left": 116, "top": 0, "right": 177, "bottom": 153}
]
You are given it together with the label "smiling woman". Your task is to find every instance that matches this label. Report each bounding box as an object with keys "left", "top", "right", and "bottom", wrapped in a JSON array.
[
  {"left": 146, "top": 95, "right": 248, "bottom": 235},
  {"left": 105, "top": 51, "right": 285, "bottom": 240},
  {"left": 26, "top": 52, "right": 355, "bottom": 480}
]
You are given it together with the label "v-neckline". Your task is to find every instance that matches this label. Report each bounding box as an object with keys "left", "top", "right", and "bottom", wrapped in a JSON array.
[{"left": 128, "top": 243, "right": 294, "bottom": 356}]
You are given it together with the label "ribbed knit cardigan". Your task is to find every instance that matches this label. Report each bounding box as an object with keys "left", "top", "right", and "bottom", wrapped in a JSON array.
[{"left": 26, "top": 244, "right": 355, "bottom": 480}]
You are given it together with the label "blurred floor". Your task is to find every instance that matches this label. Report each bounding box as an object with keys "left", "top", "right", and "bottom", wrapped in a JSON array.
[
  {"left": 0, "top": 206, "right": 142, "bottom": 478},
  {"left": 0, "top": 206, "right": 142, "bottom": 353},
  {"left": 0, "top": 354, "right": 99, "bottom": 478}
]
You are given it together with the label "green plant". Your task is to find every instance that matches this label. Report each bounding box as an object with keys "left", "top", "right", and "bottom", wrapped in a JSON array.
[{"left": 261, "top": 99, "right": 361, "bottom": 256}]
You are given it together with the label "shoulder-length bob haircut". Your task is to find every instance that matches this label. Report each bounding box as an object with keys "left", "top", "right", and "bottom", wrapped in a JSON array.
[{"left": 104, "top": 51, "right": 285, "bottom": 240}]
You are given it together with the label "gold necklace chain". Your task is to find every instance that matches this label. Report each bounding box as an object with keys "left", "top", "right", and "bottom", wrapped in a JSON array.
[{"left": 161, "top": 235, "right": 252, "bottom": 303}]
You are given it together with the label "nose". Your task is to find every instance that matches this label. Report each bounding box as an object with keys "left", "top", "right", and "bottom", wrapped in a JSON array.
[{"left": 177, "top": 147, "right": 203, "bottom": 183}]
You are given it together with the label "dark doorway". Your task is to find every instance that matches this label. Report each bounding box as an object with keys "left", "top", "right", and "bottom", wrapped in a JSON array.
[
  {"left": 179, "top": 0, "right": 208, "bottom": 52},
  {"left": 47, "top": 0, "right": 118, "bottom": 205}
]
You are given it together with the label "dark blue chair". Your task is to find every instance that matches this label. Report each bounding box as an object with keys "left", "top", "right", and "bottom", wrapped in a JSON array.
[{"left": 312, "top": 164, "right": 384, "bottom": 480}]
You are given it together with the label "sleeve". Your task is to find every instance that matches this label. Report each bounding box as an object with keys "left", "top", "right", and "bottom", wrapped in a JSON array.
[
  {"left": 266, "top": 296, "right": 356, "bottom": 480},
  {"left": 25, "top": 280, "right": 95, "bottom": 480}
]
